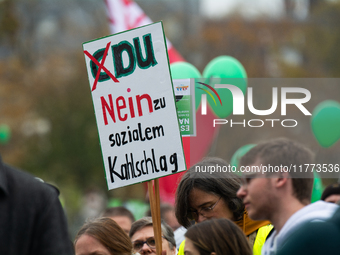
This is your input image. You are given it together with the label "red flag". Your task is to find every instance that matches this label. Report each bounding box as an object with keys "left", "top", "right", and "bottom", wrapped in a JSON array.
[{"left": 104, "top": 0, "right": 185, "bottom": 63}]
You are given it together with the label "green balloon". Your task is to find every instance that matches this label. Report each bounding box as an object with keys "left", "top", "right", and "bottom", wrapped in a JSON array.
[
  {"left": 230, "top": 144, "right": 256, "bottom": 176},
  {"left": 311, "top": 100, "right": 340, "bottom": 148},
  {"left": 199, "top": 56, "right": 248, "bottom": 118},
  {"left": 0, "top": 124, "right": 11, "bottom": 144},
  {"left": 170, "top": 62, "right": 202, "bottom": 79},
  {"left": 311, "top": 172, "right": 324, "bottom": 203},
  {"left": 203, "top": 56, "right": 247, "bottom": 79}
]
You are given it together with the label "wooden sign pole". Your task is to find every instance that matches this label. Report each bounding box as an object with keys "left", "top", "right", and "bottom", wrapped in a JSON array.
[{"left": 148, "top": 179, "right": 162, "bottom": 255}]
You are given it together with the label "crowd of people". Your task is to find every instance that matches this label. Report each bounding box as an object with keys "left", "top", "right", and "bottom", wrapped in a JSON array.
[{"left": 1, "top": 137, "right": 340, "bottom": 255}]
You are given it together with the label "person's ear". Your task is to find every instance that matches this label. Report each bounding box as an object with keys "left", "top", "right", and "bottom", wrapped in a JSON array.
[
  {"left": 171, "top": 246, "right": 177, "bottom": 255},
  {"left": 275, "top": 171, "right": 289, "bottom": 188}
]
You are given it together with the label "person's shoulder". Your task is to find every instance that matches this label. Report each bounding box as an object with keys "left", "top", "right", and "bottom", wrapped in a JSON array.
[
  {"left": 307, "top": 200, "right": 338, "bottom": 210},
  {"left": 174, "top": 226, "right": 187, "bottom": 249},
  {"left": 303, "top": 200, "right": 338, "bottom": 220},
  {"left": 177, "top": 239, "right": 186, "bottom": 255},
  {"left": 3, "top": 162, "right": 59, "bottom": 199},
  {"left": 277, "top": 219, "right": 340, "bottom": 255},
  {"left": 329, "top": 205, "right": 340, "bottom": 224},
  {"left": 290, "top": 200, "right": 338, "bottom": 224}
]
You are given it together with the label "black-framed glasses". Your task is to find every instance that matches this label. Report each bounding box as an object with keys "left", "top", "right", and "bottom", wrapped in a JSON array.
[
  {"left": 132, "top": 236, "right": 165, "bottom": 251},
  {"left": 187, "top": 197, "right": 222, "bottom": 221}
]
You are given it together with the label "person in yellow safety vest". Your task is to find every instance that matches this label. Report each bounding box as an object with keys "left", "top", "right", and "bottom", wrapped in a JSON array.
[
  {"left": 185, "top": 218, "right": 253, "bottom": 255},
  {"left": 177, "top": 216, "right": 273, "bottom": 255},
  {"left": 175, "top": 157, "right": 273, "bottom": 255}
]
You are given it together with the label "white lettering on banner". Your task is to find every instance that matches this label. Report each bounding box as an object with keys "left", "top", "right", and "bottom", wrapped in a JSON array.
[
  {"left": 201, "top": 85, "right": 312, "bottom": 116},
  {"left": 213, "top": 119, "right": 298, "bottom": 128}
]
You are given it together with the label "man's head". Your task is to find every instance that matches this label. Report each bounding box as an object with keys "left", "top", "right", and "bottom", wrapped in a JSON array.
[
  {"left": 160, "top": 204, "right": 180, "bottom": 231},
  {"left": 321, "top": 183, "right": 340, "bottom": 204},
  {"left": 101, "top": 206, "right": 135, "bottom": 235},
  {"left": 237, "top": 138, "right": 314, "bottom": 222},
  {"left": 129, "top": 217, "right": 176, "bottom": 255},
  {"left": 147, "top": 204, "right": 180, "bottom": 231}
]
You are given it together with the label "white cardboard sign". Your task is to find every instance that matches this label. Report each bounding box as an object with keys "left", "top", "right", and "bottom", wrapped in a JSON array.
[{"left": 83, "top": 22, "right": 186, "bottom": 190}]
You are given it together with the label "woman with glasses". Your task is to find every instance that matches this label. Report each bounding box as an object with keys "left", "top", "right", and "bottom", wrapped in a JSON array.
[
  {"left": 74, "top": 217, "right": 132, "bottom": 255},
  {"left": 129, "top": 217, "right": 176, "bottom": 255},
  {"left": 175, "top": 157, "right": 272, "bottom": 255},
  {"left": 184, "top": 218, "right": 252, "bottom": 255}
]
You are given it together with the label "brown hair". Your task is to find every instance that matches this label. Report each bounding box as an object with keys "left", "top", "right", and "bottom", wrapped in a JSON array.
[
  {"left": 175, "top": 157, "right": 244, "bottom": 228},
  {"left": 240, "top": 137, "right": 314, "bottom": 204},
  {"left": 74, "top": 217, "right": 132, "bottom": 255},
  {"left": 185, "top": 218, "right": 252, "bottom": 255}
]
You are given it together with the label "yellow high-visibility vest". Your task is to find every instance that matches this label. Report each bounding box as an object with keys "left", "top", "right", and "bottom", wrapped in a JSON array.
[
  {"left": 253, "top": 225, "right": 274, "bottom": 255},
  {"left": 177, "top": 224, "right": 273, "bottom": 255}
]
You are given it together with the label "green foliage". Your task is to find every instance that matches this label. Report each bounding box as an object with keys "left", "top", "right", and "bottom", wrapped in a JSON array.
[{"left": 303, "top": 2, "right": 340, "bottom": 76}]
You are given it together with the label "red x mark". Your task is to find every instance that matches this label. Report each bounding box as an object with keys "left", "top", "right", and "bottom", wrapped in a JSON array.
[{"left": 84, "top": 42, "right": 119, "bottom": 91}]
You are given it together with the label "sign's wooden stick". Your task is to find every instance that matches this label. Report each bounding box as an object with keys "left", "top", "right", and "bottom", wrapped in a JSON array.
[{"left": 148, "top": 180, "right": 162, "bottom": 255}]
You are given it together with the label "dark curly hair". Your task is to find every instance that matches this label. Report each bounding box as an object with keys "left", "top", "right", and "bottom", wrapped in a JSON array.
[{"left": 175, "top": 157, "right": 244, "bottom": 228}]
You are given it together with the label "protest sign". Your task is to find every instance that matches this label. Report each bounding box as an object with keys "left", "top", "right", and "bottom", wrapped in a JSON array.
[
  {"left": 173, "top": 79, "right": 196, "bottom": 136},
  {"left": 83, "top": 22, "right": 186, "bottom": 190}
]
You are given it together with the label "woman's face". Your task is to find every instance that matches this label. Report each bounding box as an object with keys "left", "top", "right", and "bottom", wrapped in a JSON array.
[
  {"left": 184, "top": 238, "right": 202, "bottom": 255},
  {"left": 188, "top": 188, "right": 234, "bottom": 223},
  {"left": 75, "top": 234, "right": 111, "bottom": 255}
]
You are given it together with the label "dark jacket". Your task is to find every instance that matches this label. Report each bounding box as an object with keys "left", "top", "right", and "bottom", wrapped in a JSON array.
[
  {"left": 277, "top": 206, "right": 340, "bottom": 255},
  {"left": 0, "top": 156, "right": 74, "bottom": 255}
]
